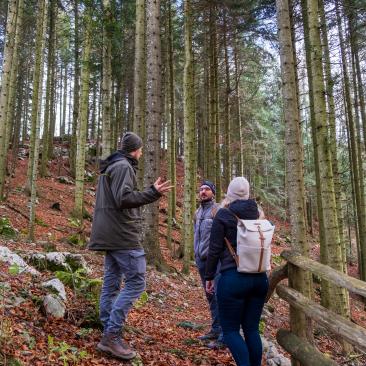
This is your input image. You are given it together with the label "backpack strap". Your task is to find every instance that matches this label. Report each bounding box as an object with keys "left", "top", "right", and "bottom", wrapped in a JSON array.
[
  {"left": 224, "top": 237, "right": 239, "bottom": 267},
  {"left": 224, "top": 208, "right": 239, "bottom": 267},
  {"left": 257, "top": 225, "right": 265, "bottom": 272}
]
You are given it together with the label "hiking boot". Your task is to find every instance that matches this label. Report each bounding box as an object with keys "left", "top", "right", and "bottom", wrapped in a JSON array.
[
  {"left": 197, "top": 331, "right": 220, "bottom": 341},
  {"left": 207, "top": 339, "right": 226, "bottom": 350},
  {"left": 97, "top": 333, "right": 136, "bottom": 360}
]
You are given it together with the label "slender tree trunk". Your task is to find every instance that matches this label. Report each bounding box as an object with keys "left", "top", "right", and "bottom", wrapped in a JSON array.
[
  {"left": 319, "top": 0, "right": 346, "bottom": 271},
  {"left": 47, "top": 37, "right": 58, "bottom": 159},
  {"left": 61, "top": 64, "right": 67, "bottom": 139},
  {"left": 70, "top": 0, "right": 80, "bottom": 176},
  {"left": 234, "top": 28, "right": 243, "bottom": 177},
  {"left": 223, "top": 9, "right": 231, "bottom": 189},
  {"left": 276, "top": 0, "right": 313, "bottom": 357},
  {"left": 166, "top": 0, "right": 176, "bottom": 249},
  {"left": 182, "top": 0, "right": 195, "bottom": 274},
  {"left": 4, "top": 0, "right": 23, "bottom": 170},
  {"left": 74, "top": 12, "right": 92, "bottom": 221},
  {"left": 41, "top": 0, "right": 57, "bottom": 177},
  {"left": 143, "top": 0, "right": 165, "bottom": 269},
  {"left": 207, "top": 7, "right": 217, "bottom": 185},
  {"left": 101, "top": 0, "right": 113, "bottom": 159},
  {"left": 133, "top": 0, "right": 146, "bottom": 187},
  {"left": 0, "top": 0, "right": 19, "bottom": 199},
  {"left": 336, "top": 0, "right": 366, "bottom": 281},
  {"left": 346, "top": 0, "right": 366, "bottom": 280},
  {"left": 307, "top": 0, "right": 350, "bottom": 320},
  {"left": 28, "top": 0, "right": 48, "bottom": 240}
]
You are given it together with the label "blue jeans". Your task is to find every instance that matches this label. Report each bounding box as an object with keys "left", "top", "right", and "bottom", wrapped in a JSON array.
[
  {"left": 100, "top": 249, "right": 146, "bottom": 334},
  {"left": 217, "top": 269, "right": 268, "bottom": 366},
  {"left": 196, "top": 257, "right": 222, "bottom": 336}
]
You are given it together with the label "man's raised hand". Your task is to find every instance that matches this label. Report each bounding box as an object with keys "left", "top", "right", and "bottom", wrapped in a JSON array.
[{"left": 153, "top": 177, "right": 174, "bottom": 194}]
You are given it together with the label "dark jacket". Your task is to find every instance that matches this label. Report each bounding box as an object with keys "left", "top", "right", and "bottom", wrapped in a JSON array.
[
  {"left": 88, "top": 151, "right": 161, "bottom": 251},
  {"left": 205, "top": 199, "right": 259, "bottom": 280},
  {"left": 193, "top": 200, "right": 219, "bottom": 261}
]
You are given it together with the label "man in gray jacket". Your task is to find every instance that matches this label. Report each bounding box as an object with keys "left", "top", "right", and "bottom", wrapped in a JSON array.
[
  {"left": 194, "top": 180, "right": 224, "bottom": 349},
  {"left": 89, "top": 132, "right": 171, "bottom": 360}
]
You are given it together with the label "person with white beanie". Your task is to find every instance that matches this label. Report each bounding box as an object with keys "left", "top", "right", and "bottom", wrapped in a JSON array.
[{"left": 205, "top": 177, "right": 268, "bottom": 366}]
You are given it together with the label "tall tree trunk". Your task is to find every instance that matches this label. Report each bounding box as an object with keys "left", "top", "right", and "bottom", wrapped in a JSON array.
[
  {"left": 345, "top": 0, "right": 366, "bottom": 280},
  {"left": 166, "top": 0, "right": 176, "bottom": 249},
  {"left": 41, "top": 0, "right": 57, "bottom": 177},
  {"left": 207, "top": 7, "right": 217, "bottom": 185},
  {"left": 28, "top": 0, "right": 48, "bottom": 240},
  {"left": 4, "top": 0, "right": 23, "bottom": 172},
  {"left": 222, "top": 9, "right": 231, "bottom": 189},
  {"left": 276, "top": 0, "right": 313, "bottom": 356},
  {"left": 143, "top": 0, "right": 165, "bottom": 269},
  {"left": 336, "top": 0, "right": 366, "bottom": 281},
  {"left": 234, "top": 27, "right": 243, "bottom": 177},
  {"left": 70, "top": 0, "right": 80, "bottom": 176},
  {"left": 0, "top": 0, "right": 19, "bottom": 199},
  {"left": 182, "top": 0, "right": 195, "bottom": 274},
  {"left": 133, "top": 0, "right": 146, "bottom": 188},
  {"left": 61, "top": 64, "right": 68, "bottom": 139},
  {"left": 300, "top": 0, "right": 329, "bottom": 308},
  {"left": 319, "top": 0, "right": 346, "bottom": 271},
  {"left": 74, "top": 11, "right": 92, "bottom": 221},
  {"left": 47, "top": 33, "right": 58, "bottom": 160},
  {"left": 101, "top": 0, "right": 113, "bottom": 159},
  {"left": 307, "top": 0, "right": 350, "bottom": 320}
]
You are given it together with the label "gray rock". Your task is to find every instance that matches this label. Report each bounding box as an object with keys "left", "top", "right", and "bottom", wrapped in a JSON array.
[
  {"left": 25, "top": 252, "right": 90, "bottom": 273},
  {"left": 261, "top": 336, "right": 270, "bottom": 352},
  {"left": 43, "top": 294, "right": 65, "bottom": 319},
  {"left": 271, "top": 356, "right": 283, "bottom": 365},
  {"left": 267, "top": 360, "right": 279, "bottom": 366},
  {"left": 0, "top": 246, "right": 40, "bottom": 276},
  {"left": 267, "top": 344, "right": 279, "bottom": 359},
  {"left": 278, "top": 357, "right": 291, "bottom": 366},
  {"left": 42, "top": 278, "right": 66, "bottom": 301}
]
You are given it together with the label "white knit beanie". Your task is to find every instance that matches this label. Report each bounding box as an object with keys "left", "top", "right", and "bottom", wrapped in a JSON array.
[{"left": 226, "top": 177, "right": 250, "bottom": 201}]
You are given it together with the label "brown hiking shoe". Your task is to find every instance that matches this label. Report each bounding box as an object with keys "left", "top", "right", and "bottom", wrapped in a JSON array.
[{"left": 97, "top": 333, "right": 136, "bottom": 360}]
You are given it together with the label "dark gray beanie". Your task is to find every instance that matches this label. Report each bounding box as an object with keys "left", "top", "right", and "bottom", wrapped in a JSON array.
[{"left": 121, "top": 132, "right": 143, "bottom": 153}]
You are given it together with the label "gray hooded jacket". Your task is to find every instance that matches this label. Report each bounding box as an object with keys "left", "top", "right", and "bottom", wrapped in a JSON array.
[
  {"left": 88, "top": 151, "right": 161, "bottom": 251},
  {"left": 193, "top": 200, "right": 219, "bottom": 261}
]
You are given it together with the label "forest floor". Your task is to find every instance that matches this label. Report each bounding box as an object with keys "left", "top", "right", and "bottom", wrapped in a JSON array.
[{"left": 0, "top": 145, "right": 366, "bottom": 366}]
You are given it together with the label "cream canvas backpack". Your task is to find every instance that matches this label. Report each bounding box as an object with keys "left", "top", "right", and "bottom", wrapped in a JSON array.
[{"left": 224, "top": 210, "right": 275, "bottom": 273}]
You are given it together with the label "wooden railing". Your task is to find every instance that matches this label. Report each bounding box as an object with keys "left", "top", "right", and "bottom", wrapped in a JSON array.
[{"left": 267, "top": 250, "right": 366, "bottom": 366}]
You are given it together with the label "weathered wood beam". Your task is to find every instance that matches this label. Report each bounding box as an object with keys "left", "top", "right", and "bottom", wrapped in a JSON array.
[
  {"left": 276, "top": 329, "right": 337, "bottom": 366},
  {"left": 281, "top": 250, "right": 366, "bottom": 298},
  {"left": 276, "top": 284, "right": 366, "bottom": 352},
  {"left": 266, "top": 263, "right": 288, "bottom": 302}
]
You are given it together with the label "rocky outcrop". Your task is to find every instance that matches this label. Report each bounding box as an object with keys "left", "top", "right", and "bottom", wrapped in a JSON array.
[{"left": 0, "top": 246, "right": 40, "bottom": 276}]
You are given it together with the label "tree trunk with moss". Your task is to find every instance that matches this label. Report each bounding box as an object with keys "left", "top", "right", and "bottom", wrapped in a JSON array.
[
  {"left": 222, "top": 9, "right": 231, "bottom": 189},
  {"left": 166, "top": 0, "right": 176, "bottom": 249},
  {"left": 344, "top": 0, "right": 366, "bottom": 280},
  {"left": 277, "top": 0, "right": 313, "bottom": 356},
  {"left": 182, "top": 0, "right": 195, "bottom": 274},
  {"left": 207, "top": 7, "right": 217, "bottom": 186},
  {"left": 28, "top": 0, "right": 48, "bottom": 240},
  {"left": 133, "top": 0, "right": 146, "bottom": 188},
  {"left": 143, "top": 0, "right": 165, "bottom": 269},
  {"left": 319, "top": 0, "right": 346, "bottom": 271},
  {"left": 74, "top": 11, "right": 92, "bottom": 221},
  {"left": 0, "top": 0, "right": 19, "bottom": 199},
  {"left": 101, "top": 0, "right": 113, "bottom": 159},
  {"left": 307, "top": 0, "right": 350, "bottom": 320},
  {"left": 69, "top": 0, "right": 80, "bottom": 176},
  {"left": 40, "top": 0, "right": 57, "bottom": 177}
]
